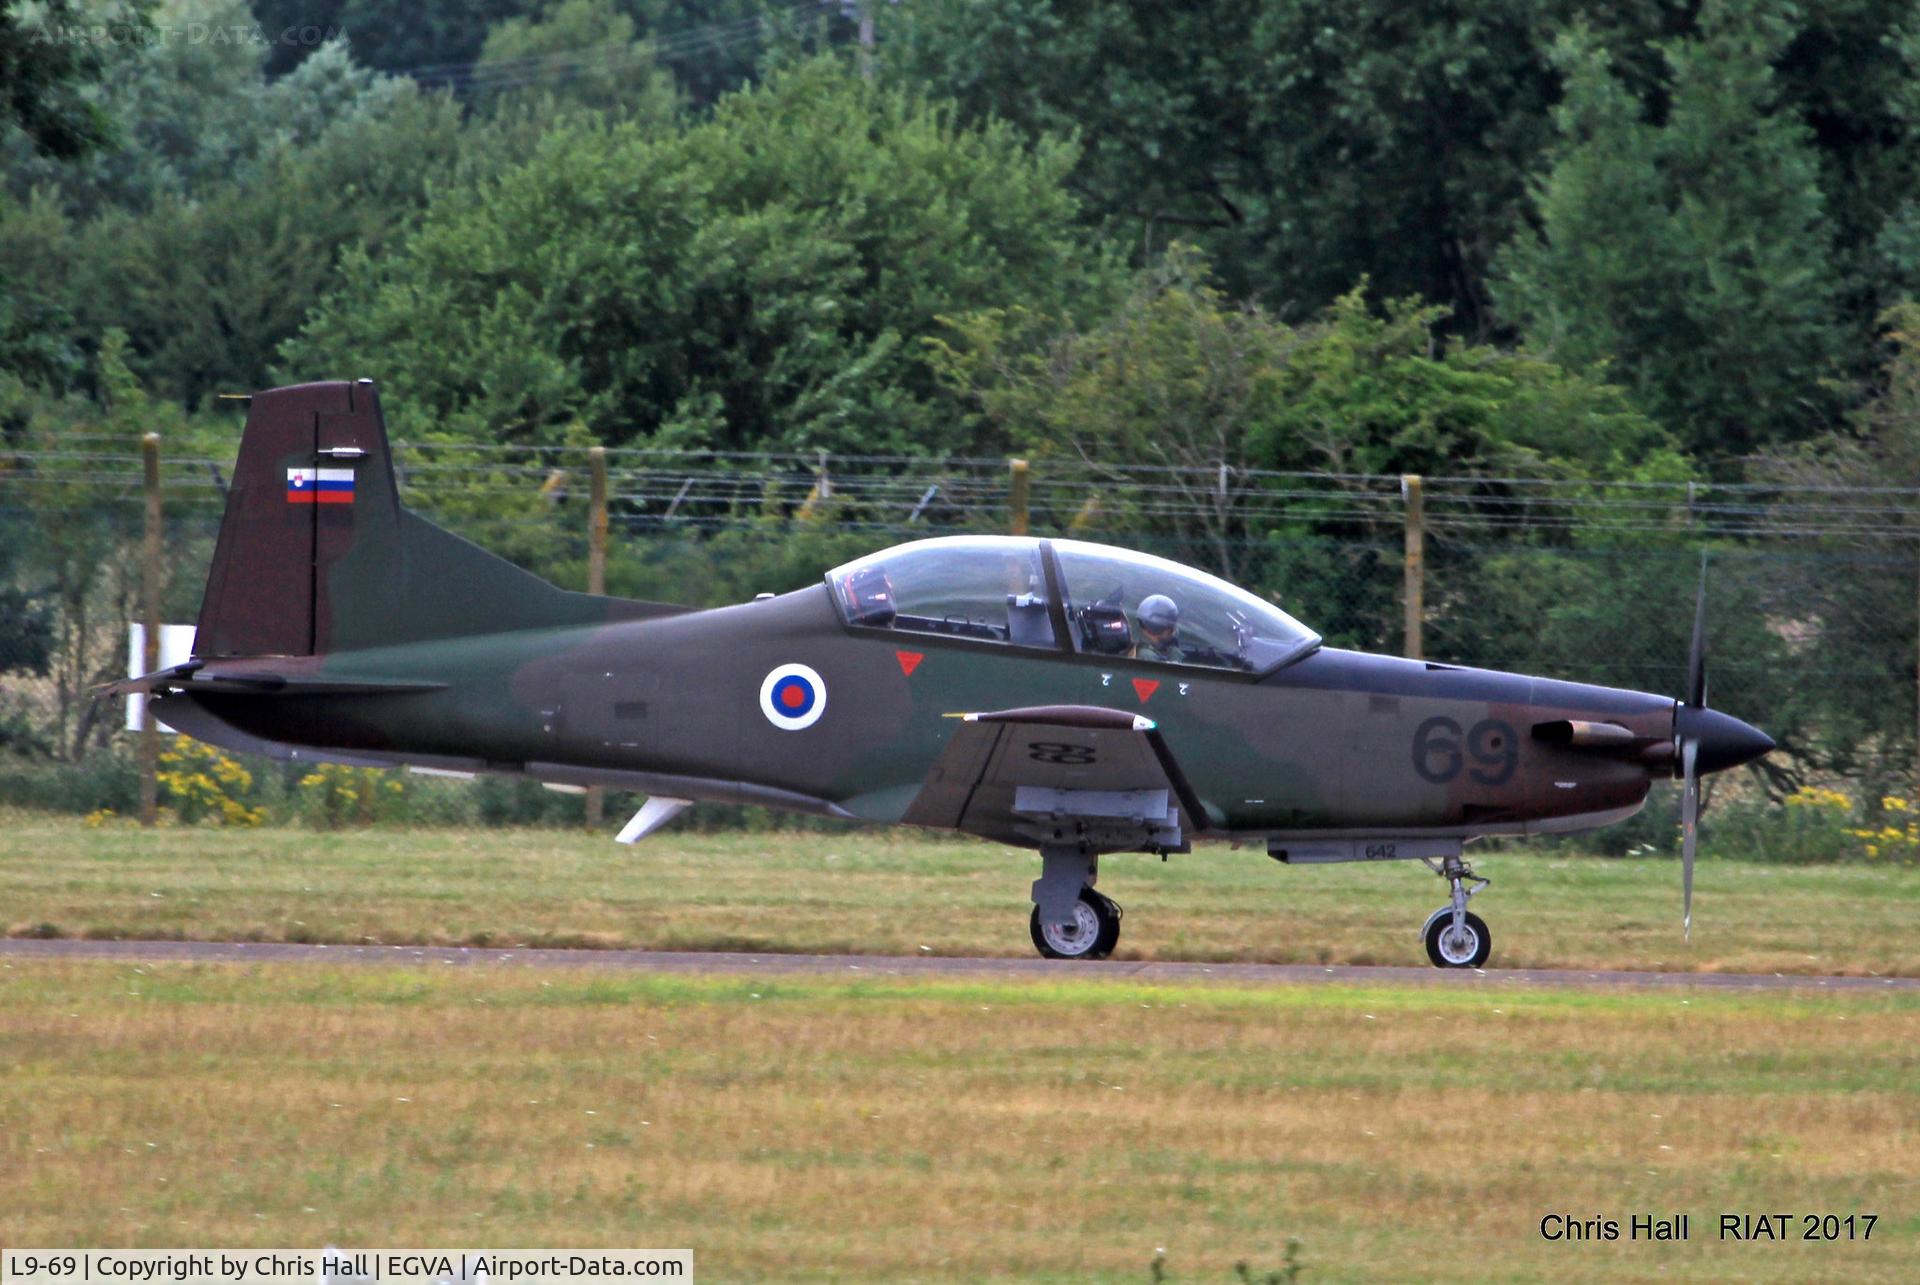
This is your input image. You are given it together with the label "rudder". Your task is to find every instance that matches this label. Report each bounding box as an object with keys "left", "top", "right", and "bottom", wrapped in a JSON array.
[
  {"left": 195, "top": 379, "right": 675, "bottom": 659},
  {"left": 196, "top": 380, "right": 370, "bottom": 656}
]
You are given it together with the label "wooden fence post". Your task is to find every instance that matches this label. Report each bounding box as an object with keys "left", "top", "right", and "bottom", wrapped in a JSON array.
[
  {"left": 1402, "top": 473, "right": 1424, "bottom": 661},
  {"left": 139, "top": 433, "right": 162, "bottom": 826},
  {"left": 1008, "top": 459, "right": 1030, "bottom": 536},
  {"left": 585, "top": 446, "right": 608, "bottom": 829}
]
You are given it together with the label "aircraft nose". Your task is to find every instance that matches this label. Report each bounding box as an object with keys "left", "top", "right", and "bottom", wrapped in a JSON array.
[{"left": 1678, "top": 706, "right": 1775, "bottom": 774}]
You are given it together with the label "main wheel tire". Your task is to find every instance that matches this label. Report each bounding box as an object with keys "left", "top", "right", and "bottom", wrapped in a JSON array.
[
  {"left": 1084, "top": 888, "right": 1122, "bottom": 958},
  {"left": 1424, "top": 909, "right": 1492, "bottom": 969},
  {"left": 1030, "top": 889, "right": 1119, "bottom": 960}
]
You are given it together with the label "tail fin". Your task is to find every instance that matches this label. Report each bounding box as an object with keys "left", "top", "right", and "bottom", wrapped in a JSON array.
[{"left": 195, "top": 379, "right": 674, "bottom": 659}]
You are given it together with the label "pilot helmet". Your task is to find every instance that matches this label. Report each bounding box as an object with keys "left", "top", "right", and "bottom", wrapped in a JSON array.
[{"left": 1138, "top": 593, "right": 1179, "bottom": 639}]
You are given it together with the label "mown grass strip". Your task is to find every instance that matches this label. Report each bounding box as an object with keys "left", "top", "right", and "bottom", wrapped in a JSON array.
[
  {"left": 4, "top": 821, "right": 1918, "bottom": 975},
  {"left": 4, "top": 957, "right": 1914, "bottom": 1280}
]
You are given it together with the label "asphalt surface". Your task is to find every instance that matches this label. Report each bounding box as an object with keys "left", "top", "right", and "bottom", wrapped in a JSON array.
[{"left": 1, "top": 936, "right": 1915, "bottom": 991}]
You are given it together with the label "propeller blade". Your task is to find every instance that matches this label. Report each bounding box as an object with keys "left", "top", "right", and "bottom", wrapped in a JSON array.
[
  {"left": 1686, "top": 555, "right": 1708, "bottom": 708},
  {"left": 1681, "top": 736, "right": 1699, "bottom": 940}
]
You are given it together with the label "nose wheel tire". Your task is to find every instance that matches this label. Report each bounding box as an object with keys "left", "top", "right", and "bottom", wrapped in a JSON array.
[
  {"left": 1425, "top": 909, "right": 1491, "bottom": 968},
  {"left": 1030, "top": 888, "right": 1121, "bottom": 960}
]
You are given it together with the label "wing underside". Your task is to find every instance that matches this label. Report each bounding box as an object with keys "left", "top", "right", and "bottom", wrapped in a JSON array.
[{"left": 902, "top": 705, "right": 1201, "bottom": 852}]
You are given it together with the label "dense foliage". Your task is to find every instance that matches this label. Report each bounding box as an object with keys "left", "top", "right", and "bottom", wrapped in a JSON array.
[
  {"left": 4, "top": 0, "right": 1920, "bottom": 809},
  {"left": 284, "top": 62, "right": 1111, "bottom": 453},
  {"left": 4, "top": 0, "right": 1915, "bottom": 460}
]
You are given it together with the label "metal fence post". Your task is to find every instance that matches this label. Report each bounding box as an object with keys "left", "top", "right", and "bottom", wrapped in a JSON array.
[
  {"left": 1008, "top": 459, "right": 1030, "bottom": 536},
  {"left": 584, "top": 447, "right": 609, "bottom": 829},
  {"left": 1402, "top": 473, "right": 1424, "bottom": 661},
  {"left": 139, "top": 433, "right": 162, "bottom": 826}
]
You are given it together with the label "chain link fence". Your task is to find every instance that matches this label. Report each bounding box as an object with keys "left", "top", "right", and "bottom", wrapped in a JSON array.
[{"left": 2, "top": 440, "right": 1915, "bottom": 852}]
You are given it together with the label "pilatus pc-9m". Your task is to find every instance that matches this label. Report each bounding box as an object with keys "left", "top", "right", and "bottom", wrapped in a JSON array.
[{"left": 122, "top": 382, "right": 1774, "bottom": 967}]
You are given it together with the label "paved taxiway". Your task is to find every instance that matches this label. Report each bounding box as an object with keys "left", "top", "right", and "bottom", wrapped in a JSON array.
[{"left": 2, "top": 937, "right": 1914, "bottom": 990}]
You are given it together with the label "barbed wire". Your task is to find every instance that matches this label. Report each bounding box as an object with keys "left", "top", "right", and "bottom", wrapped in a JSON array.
[
  {"left": 405, "top": 0, "right": 829, "bottom": 94},
  {"left": 12, "top": 444, "right": 1920, "bottom": 494},
  {"left": 7, "top": 445, "right": 1920, "bottom": 540}
]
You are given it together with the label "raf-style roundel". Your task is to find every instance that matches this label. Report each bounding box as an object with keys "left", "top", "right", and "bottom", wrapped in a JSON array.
[{"left": 759, "top": 663, "right": 827, "bottom": 730}]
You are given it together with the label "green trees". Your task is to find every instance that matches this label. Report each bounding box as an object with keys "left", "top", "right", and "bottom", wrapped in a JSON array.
[
  {"left": 887, "top": 0, "right": 1920, "bottom": 461},
  {"left": 473, "top": 0, "right": 681, "bottom": 117},
  {"left": 5, "top": 0, "right": 1916, "bottom": 800},
  {"left": 1498, "top": 6, "right": 1844, "bottom": 461},
  {"left": 933, "top": 248, "right": 1684, "bottom": 584},
  {"left": 286, "top": 61, "right": 1114, "bottom": 453},
  {"left": 5, "top": 0, "right": 1917, "bottom": 460},
  {"left": 938, "top": 251, "right": 1681, "bottom": 491},
  {"left": 74, "top": 78, "right": 467, "bottom": 404},
  {"left": 6, "top": 11, "right": 410, "bottom": 214},
  {"left": 1233, "top": 0, "right": 1645, "bottom": 332},
  {"left": 930, "top": 248, "right": 1300, "bottom": 579},
  {"left": 1253, "top": 287, "right": 1684, "bottom": 483},
  {"left": 272, "top": 0, "right": 771, "bottom": 106},
  {"left": 0, "top": 0, "right": 141, "bottom": 160},
  {"left": 0, "top": 188, "right": 84, "bottom": 394},
  {"left": 883, "top": 2, "right": 1685, "bottom": 332},
  {"left": 0, "top": 24, "right": 470, "bottom": 404},
  {"left": 1733, "top": 301, "right": 1920, "bottom": 788}
]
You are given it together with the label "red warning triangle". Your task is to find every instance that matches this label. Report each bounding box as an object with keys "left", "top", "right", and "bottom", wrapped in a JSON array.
[
  {"left": 1131, "top": 677, "right": 1159, "bottom": 703},
  {"left": 895, "top": 650, "right": 923, "bottom": 677}
]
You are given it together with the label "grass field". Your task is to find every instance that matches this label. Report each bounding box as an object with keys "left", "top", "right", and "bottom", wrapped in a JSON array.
[
  {"left": 2, "top": 958, "right": 1914, "bottom": 1281},
  {"left": 2, "top": 818, "right": 1917, "bottom": 974}
]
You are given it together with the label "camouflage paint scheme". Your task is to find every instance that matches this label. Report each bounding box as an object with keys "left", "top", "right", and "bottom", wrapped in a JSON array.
[{"left": 126, "top": 382, "right": 1772, "bottom": 961}]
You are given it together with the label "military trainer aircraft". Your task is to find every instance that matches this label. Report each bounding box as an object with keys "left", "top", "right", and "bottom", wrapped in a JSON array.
[{"left": 120, "top": 381, "right": 1774, "bottom": 967}]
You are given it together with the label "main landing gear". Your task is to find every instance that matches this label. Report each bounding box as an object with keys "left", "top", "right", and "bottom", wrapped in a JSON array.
[
  {"left": 1029, "top": 845, "right": 1123, "bottom": 959},
  {"left": 1029, "top": 887, "right": 1122, "bottom": 960},
  {"left": 1420, "top": 852, "right": 1491, "bottom": 968}
]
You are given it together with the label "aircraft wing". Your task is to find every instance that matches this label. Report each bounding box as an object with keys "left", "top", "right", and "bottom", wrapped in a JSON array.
[{"left": 902, "top": 705, "right": 1201, "bottom": 852}]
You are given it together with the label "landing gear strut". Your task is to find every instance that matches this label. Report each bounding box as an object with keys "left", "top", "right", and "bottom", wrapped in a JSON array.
[
  {"left": 1420, "top": 853, "right": 1491, "bottom": 968},
  {"left": 1029, "top": 845, "right": 1121, "bottom": 959}
]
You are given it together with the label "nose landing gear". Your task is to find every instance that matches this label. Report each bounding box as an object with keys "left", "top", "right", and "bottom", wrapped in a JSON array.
[{"left": 1420, "top": 853, "right": 1492, "bottom": 968}]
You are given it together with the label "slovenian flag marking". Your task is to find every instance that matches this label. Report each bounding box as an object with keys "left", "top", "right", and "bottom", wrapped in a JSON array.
[{"left": 287, "top": 467, "right": 355, "bottom": 504}]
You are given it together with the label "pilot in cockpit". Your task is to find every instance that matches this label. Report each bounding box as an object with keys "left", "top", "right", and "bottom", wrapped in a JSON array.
[{"left": 1135, "top": 593, "right": 1185, "bottom": 663}]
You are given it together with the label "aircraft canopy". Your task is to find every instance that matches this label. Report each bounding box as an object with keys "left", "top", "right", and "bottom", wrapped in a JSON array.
[{"left": 827, "top": 535, "right": 1320, "bottom": 673}]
